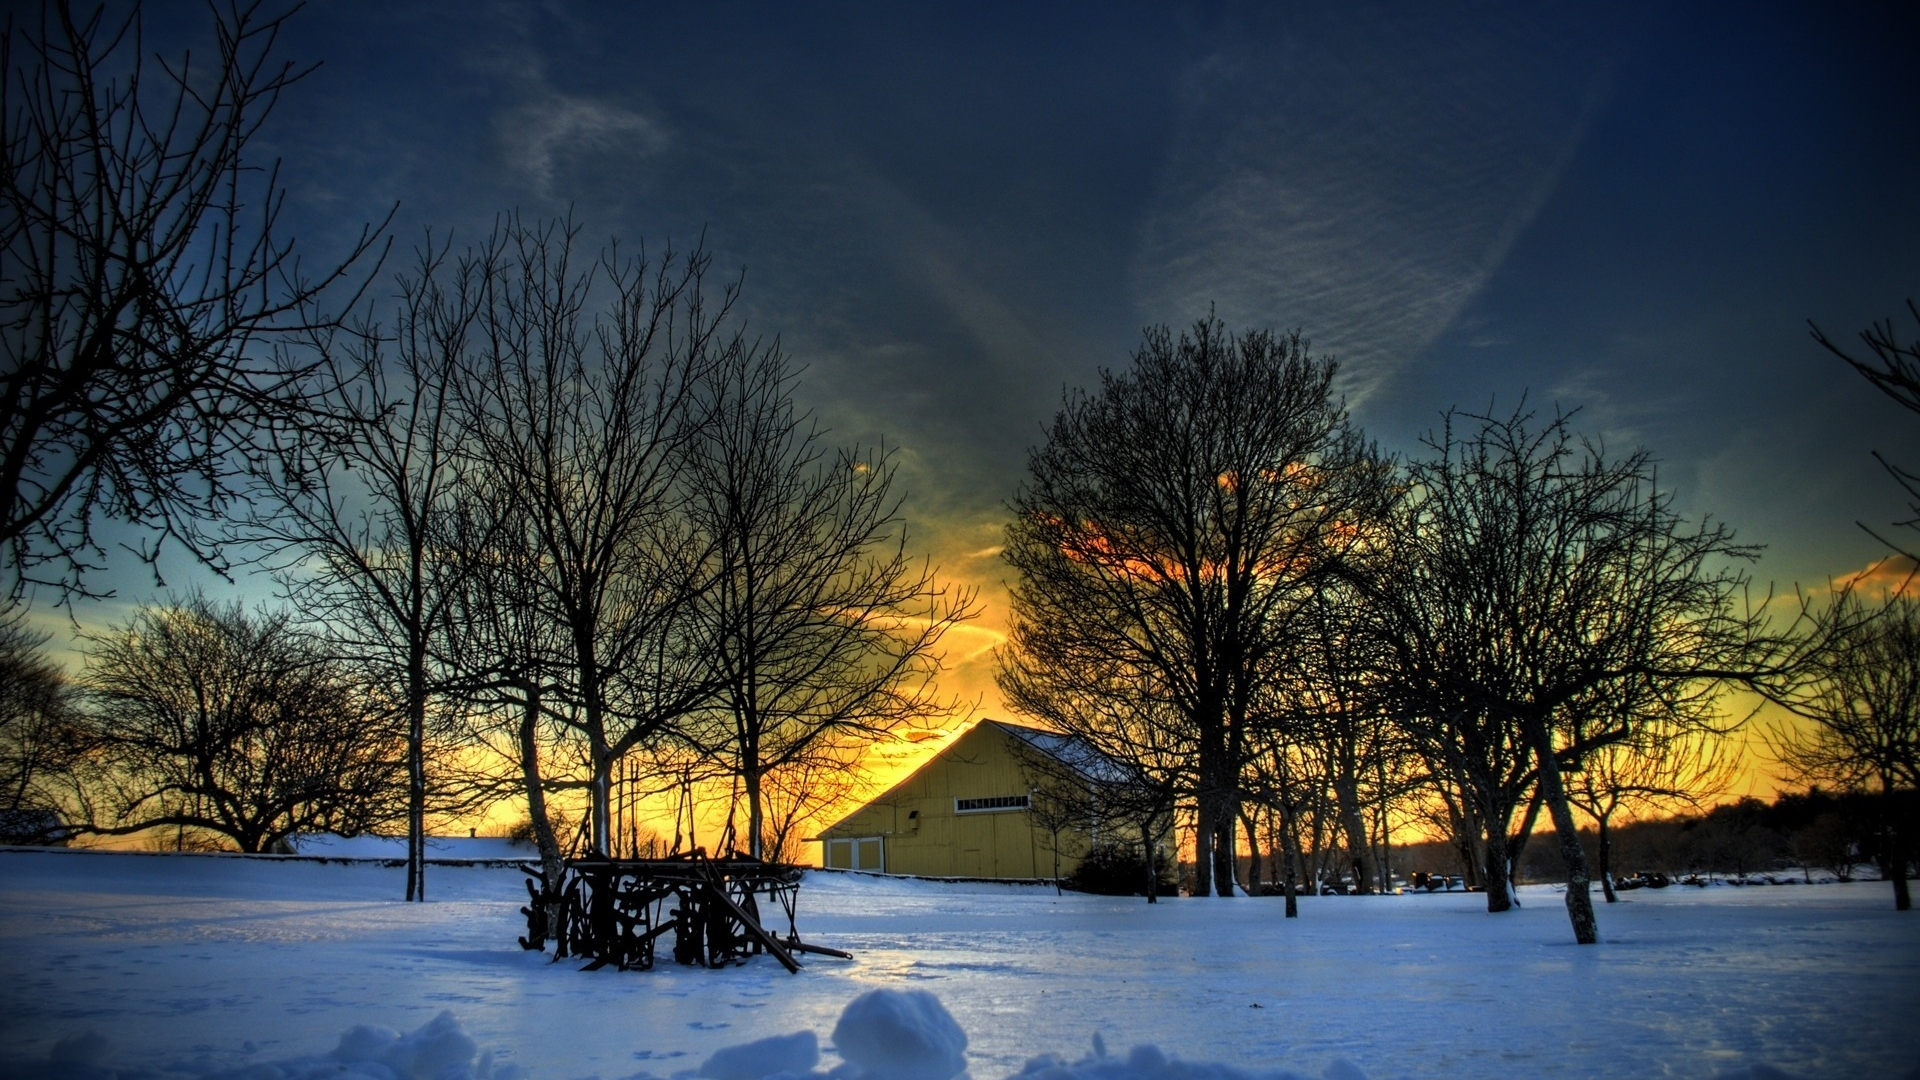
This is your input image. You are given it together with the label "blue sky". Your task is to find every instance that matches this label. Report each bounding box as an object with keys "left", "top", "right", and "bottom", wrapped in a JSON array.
[{"left": 66, "top": 2, "right": 1920, "bottom": 744}]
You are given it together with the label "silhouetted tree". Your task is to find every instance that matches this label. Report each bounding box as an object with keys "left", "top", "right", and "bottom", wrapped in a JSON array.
[
  {"left": 79, "top": 594, "right": 404, "bottom": 852},
  {"left": 1000, "top": 315, "right": 1388, "bottom": 896},
  {"left": 1565, "top": 723, "right": 1733, "bottom": 901},
  {"left": 1352, "top": 405, "right": 1772, "bottom": 942},
  {"left": 1811, "top": 301, "right": 1920, "bottom": 560},
  {"left": 1786, "top": 810, "right": 1858, "bottom": 882},
  {"left": 681, "top": 342, "right": 976, "bottom": 858},
  {"left": 1003, "top": 724, "right": 1154, "bottom": 894},
  {"left": 1, "top": 1, "right": 385, "bottom": 602},
  {"left": 1772, "top": 590, "right": 1919, "bottom": 909},
  {"left": 757, "top": 738, "right": 865, "bottom": 865},
  {"left": 1682, "top": 797, "right": 1783, "bottom": 881},
  {"left": 1240, "top": 718, "right": 1322, "bottom": 913},
  {"left": 437, "top": 483, "right": 574, "bottom": 935},
  {"left": 246, "top": 241, "right": 488, "bottom": 900},
  {"left": 454, "top": 217, "right": 723, "bottom": 856},
  {"left": 0, "top": 608, "right": 87, "bottom": 842},
  {"left": 1254, "top": 581, "right": 1416, "bottom": 897}
]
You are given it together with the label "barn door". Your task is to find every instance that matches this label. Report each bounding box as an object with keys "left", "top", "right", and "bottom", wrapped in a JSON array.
[{"left": 826, "top": 836, "right": 886, "bottom": 872}]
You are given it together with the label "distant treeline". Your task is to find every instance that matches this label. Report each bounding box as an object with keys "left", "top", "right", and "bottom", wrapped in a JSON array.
[{"left": 1485, "top": 788, "right": 1919, "bottom": 885}]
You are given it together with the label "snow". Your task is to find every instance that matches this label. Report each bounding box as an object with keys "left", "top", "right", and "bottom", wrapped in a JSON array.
[
  {"left": 831, "top": 989, "right": 967, "bottom": 1080},
  {"left": 1, "top": 849, "right": 1914, "bottom": 1079},
  {"left": 699, "top": 1030, "right": 819, "bottom": 1080}
]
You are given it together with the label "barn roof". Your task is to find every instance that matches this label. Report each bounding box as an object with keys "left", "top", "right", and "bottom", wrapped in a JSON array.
[
  {"left": 815, "top": 717, "right": 1144, "bottom": 839},
  {"left": 979, "top": 719, "right": 1137, "bottom": 786}
]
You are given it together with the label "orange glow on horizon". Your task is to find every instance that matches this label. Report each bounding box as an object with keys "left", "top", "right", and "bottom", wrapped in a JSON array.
[{"left": 55, "top": 512, "right": 1866, "bottom": 862}]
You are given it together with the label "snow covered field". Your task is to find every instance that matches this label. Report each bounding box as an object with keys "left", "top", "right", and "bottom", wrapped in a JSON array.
[{"left": 0, "top": 849, "right": 1913, "bottom": 1079}]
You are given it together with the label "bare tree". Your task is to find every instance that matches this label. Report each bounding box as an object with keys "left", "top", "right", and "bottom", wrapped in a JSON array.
[
  {"left": 78, "top": 593, "right": 405, "bottom": 852},
  {"left": 1348, "top": 502, "right": 1540, "bottom": 917},
  {"left": 1353, "top": 405, "right": 1771, "bottom": 943},
  {"left": 1024, "top": 769, "right": 1096, "bottom": 893},
  {"left": 1565, "top": 720, "right": 1733, "bottom": 902},
  {"left": 455, "top": 216, "right": 725, "bottom": 856},
  {"left": 437, "top": 484, "right": 576, "bottom": 934},
  {"left": 1256, "top": 581, "right": 1414, "bottom": 896},
  {"left": 757, "top": 737, "right": 864, "bottom": 865},
  {"left": 681, "top": 341, "right": 977, "bottom": 858},
  {"left": 1811, "top": 301, "right": 1920, "bottom": 560},
  {"left": 1000, "top": 315, "right": 1388, "bottom": 896},
  {"left": 243, "top": 240, "right": 489, "bottom": 899},
  {"left": 0, "top": 1, "right": 385, "bottom": 602},
  {"left": 0, "top": 608, "right": 88, "bottom": 842},
  {"left": 1771, "top": 588, "right": 1920, "bottom": 910},
  {"left": 1239, "top": 724, "right": 1311, "bottom": 910}
]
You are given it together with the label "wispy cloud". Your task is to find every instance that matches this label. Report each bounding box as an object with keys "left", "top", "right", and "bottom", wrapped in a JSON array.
[
  {"left": 452, "top": 1, "right": 672, "bottom": 201},
  {"left": 1131, "top": 5, "right": 1610, "bottom": 408},
  {"left": 497, "top": 93, "right": 670, "bottom": 199}
]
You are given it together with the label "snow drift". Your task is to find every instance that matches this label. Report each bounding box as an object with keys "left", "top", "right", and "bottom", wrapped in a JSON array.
[
  {"left": 4, "top": 988, "right": 1864, "bottom": 1080},
  {"left": 9, "top": 989, "right": 1365, "bottom": 1080}
]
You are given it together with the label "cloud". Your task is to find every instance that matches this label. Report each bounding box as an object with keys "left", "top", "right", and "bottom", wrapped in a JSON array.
[
  {"left": 1131, "top": 5, "right": 1611, "bottom": 407},
  {"left": 1832, "top": 554, "right": 1918, "bottom": 599},
  {"left": 497, "top": 92, "right": 670, "bottom": 198},
  {"left": 454, "top": 2, "right": 671, "bottom": 201}
]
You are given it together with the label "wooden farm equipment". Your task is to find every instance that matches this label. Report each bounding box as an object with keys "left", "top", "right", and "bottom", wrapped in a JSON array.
[{"left": 520, "top": 849, "right": 850, "bottom": 973}]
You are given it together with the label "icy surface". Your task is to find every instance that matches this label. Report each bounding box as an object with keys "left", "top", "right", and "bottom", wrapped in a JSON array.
[
  {"left": 1, "top": 848, "right": 1915, "bottom": 1078},
  {"left": 699, "top": 1029, "right": 819, "bottom": 1080}
]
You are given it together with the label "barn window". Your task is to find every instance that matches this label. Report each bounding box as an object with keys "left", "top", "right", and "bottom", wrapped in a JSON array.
[{"left": 955, "top": 794, "right": 1031, "bottom": 814}]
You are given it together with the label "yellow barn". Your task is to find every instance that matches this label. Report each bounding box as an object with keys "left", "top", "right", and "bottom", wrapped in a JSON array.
[{"left": 816, "top": 718, "right": 1132, "bottom": 880}]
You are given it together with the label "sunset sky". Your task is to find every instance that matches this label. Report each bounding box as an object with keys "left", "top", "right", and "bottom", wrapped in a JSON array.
[{"left": 49, "top": 2, "right": 1920, "bottom": 810}]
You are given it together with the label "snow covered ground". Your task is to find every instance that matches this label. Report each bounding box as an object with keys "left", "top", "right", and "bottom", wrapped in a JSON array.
[{"left": 0, "top": 848, "right": 1913, "bottom": 1079}]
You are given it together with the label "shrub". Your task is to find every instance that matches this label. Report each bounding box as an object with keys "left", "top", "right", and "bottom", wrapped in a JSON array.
[
  {"left": 507, "top": 811, "right": 571, "bottom": 850},
  {"left": 1065, "top": 842, "right": 1176, "bottom": 896}
]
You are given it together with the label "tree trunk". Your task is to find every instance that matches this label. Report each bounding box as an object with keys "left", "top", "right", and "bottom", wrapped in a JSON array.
[
  {"left": 745, "top": 764, "right": 764, "bottom": 861},
  {"left": 1194, "top": 716, "right": 1233, "bottom": 897},
  {"left": 1240, "top": 808, "right": 1263, "bottom": 895},
  {"left": 589, "top": 758, "right": 612, "bottom": 856},
  {"left": 585, "top": 691, "right": 612, "bottom": 858},
  {"left": 1597, "top": 814, "right": 1618, "bottom": 904},
  {"left": 1507, "top": 789, "right": 1545, "bottom": 891},
  {"left": 1213, "top": 811, "right": 1237, "bottom": 895},
  {"left": 1333, "top": 776, "right": 1373, "bottom": 894},
  {"left": 1379, "top": 822, "right": 1394, "bottom": 894},
  {"left": 518, "top": 688, "right": 565, "bottom": 946},
  {"left": 1892, "top": 829, "right": 1913, "bottom": 912},
  {"left": 1142, "top": 812, "right": 1163, "bottom": 904},
  {"left": 1192, "top": 798, "right": 1215, "bottom": 898},
  {"left": 406, "top": 646, "right": 428, "bottom": 903},
  {"left": 1280, "top": 809, "right": 1302, "bottom": 918},
  {"left": 1448, "top": 788, "right": 1484, "bottom": 891},
  {"left": 1884, "top": 775, "right": 1911, "bottom": 912},
  {"left": 1374, "top": 757, "right": 1394, "bottom": 893},
  {"left": 1527, "top": 721, "right": 1598, "bottom": 944},
  {"left": 1482, "top": 823, "right": 1514, "bottom": 914}
]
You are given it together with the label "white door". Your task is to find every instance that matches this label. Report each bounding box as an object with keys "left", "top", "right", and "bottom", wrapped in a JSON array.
[{"left": 826, "top": 836, "right": 885, "bottom": 872}]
